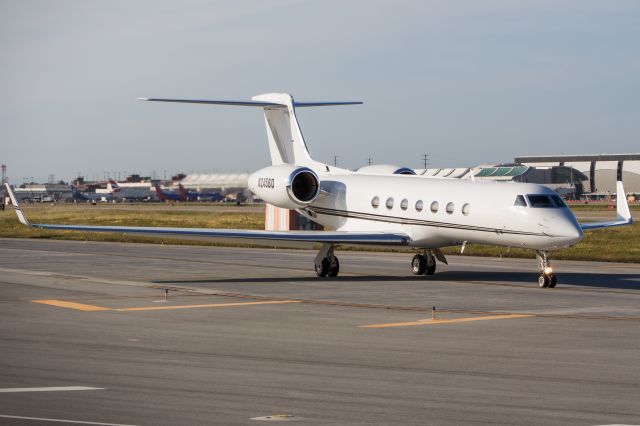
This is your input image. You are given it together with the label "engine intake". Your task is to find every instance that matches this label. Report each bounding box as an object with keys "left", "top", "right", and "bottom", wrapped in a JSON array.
[
  {"left": 249, "top": 165, "right": 320, "bottom": 209},
  {"left": 290, "top": 169, "right": 319, "bottom": 203}
]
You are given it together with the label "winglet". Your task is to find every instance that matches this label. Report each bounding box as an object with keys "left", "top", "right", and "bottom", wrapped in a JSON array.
[
  {"left": 616, "top": 180, "right": 633, "bottom": 223},
  {"left": 3, "top": 183, "right": 31, "bottom": 227},
  {"left": 580, "top": 180, "right": 633, "bottom": 231}
]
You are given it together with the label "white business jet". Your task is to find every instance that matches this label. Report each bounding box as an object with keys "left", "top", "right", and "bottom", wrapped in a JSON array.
[{"left": 4, "top": 93, "right": 633, "bottom": 288}]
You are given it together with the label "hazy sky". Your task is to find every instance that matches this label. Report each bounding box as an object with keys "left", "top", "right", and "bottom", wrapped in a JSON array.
[{"left": 1, "top": 0, "right": 639, "bottom": 183}]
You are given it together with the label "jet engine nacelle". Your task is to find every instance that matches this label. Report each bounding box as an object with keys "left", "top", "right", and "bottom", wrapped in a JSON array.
[
  {"left": 357, "top": 164, "right": 416, "bottom": 175},
  {"left": 248, "top": 165, "right": 320, "bottom": 209}
]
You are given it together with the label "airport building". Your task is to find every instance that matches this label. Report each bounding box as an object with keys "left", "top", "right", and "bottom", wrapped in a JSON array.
[
  {"left": 515, "top": 154, "right": 640, "bottom": 195},
  {"left": 178, "top": 173, "right": 251, "bottom": 201},
  {"left": 418, "top": 153, "right": 640, "bottom": 197},
  {"left": 12, "top": 183, "right": 73, "bottom": 202}
]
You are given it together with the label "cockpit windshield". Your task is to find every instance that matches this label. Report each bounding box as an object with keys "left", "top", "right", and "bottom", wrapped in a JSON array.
[{"left": 526, "top": 194, "right": 567, "bottom": 208}]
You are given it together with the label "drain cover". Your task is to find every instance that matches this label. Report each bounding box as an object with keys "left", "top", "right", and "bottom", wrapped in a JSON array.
[{"left": 250, "top": 414, "right": 298, "bottom": 421}]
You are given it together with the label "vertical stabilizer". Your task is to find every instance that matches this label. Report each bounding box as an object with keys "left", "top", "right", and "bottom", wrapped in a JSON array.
[{"left": 251, "top": 93, "right": 314, "bottom": 166}]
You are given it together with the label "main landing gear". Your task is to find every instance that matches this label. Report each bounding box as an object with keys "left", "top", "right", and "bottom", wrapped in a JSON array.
[
  {"left": 314, "top": 243, "right": 340, "bottom": 277},
  {"left": 536, "top": 250, "right": 557, "bottom": 288},
  {"left": 411, "top": 250, "right": 437, "bottom": 276}
]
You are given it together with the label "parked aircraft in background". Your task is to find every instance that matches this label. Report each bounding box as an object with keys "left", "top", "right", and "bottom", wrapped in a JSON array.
[
  {"left": 5, "top": 93, "right": 633, "bottom": 288},
  {"left": 154, "top": 183, "right": 225, "bottom": 202},
  {"left": 154, "top": 183, "right": 185, "bottom": 202},
  {"left": 71, "top": 188, "right": 109, "bottom": 202},
  {"left": 107, "top": 180, "right": 149, "bottom": 201},
  {"left": 178, "top": 184, "right": 224, "bottom": 202}
]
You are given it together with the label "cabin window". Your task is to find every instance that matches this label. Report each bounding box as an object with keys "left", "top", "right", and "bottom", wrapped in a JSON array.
[
  {"left": 371, "top": 196, "right": 380, "bottom": 208},
  {"left": 415, "top": 200, "right": 424, "bottom": 212},
  {"left": 527, "top": 195, "right": 554, "bottom": 208},
  {"left": 400, "top": 199, "right": 408, "bottom": 210},
  {"left": 462, "top": 203, "right": 470, "bottom": 216},
  {"left": 386, "top": 197, "right": 394, "bottom": 209},
  {"left": 430, "top": 201, "right": 439, "bottom": 213},
  {"left": 446, "top": 202, "right": 454, "bottom": 214},
  {"left": 514, "top": 195, "right": 527, "bottom": 207}
]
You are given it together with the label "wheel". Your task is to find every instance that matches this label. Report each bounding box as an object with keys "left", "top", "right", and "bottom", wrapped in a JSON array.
[
  {"left": 538, "top": 274, "right": 550, "bottom": 288},
  {"left": 425, "top": 255, "right": 436, "bottom": 275},
  {"left": 548, "top": 274, "right": 557, "bottom": 288},
  {"left": 411, "top": 254, "right": 426, "bottom": 275},
  {"left": 315, "top": 257, "right": 330, "bottom": 277},
  {"left": 328, "top": 257, "right": 340, "bottom": 277}
]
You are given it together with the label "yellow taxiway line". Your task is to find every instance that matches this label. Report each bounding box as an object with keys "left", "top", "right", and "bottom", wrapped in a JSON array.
[
  {"left": 32, "top": 300, "right": 111, "bottom": 311},
  {"left": 360, "top": 314, "right": 533, "bottom": 328},
  {"left": 31, "top": 299, "right": 300, "bottom": 312},
  {"left": 114, "top": 300, "right": 300, "bottom": 311}
]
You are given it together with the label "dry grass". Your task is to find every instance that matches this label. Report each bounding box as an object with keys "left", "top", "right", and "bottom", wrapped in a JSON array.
[{"left": 0, "top": 203, "right": 263, "bottom": 245}]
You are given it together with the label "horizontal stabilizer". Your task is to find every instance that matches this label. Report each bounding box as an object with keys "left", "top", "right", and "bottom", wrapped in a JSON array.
[
  {"left": 294, "top": 101, "right": 363, "bottom": 107},
  {"left": 138, "top": 98, "right": 285, "bottom": 107},
  {"left": 138, "top": 98, "right": 362, "bottom": 108}
]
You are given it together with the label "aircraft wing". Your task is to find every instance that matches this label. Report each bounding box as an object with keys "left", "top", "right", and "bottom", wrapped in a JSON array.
[
  {"left": 3, "top": 184, "right": 410, "bottom": 246},
  {"left": 580, "top": 181, "right": 633, "bottom": 231}
]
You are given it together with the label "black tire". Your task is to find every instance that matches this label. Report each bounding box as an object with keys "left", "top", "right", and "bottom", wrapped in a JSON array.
[
  {"left": 425, "top": 259, "right": 436, "bottom": 275},
  {"left": 328, "top": 257, "right": 340, "bottom": 277},
  {"left": 315, "top": 258, "right": 330, "bottom": 277},
  {"left": 538, "top": 274, "right": 549, "bottom": 288},
  {"left": 411, "top": 254, "right": 427, "bottom": 275},
  {"left": 548, "top": 274, "right": 557, "bottom": 288}
]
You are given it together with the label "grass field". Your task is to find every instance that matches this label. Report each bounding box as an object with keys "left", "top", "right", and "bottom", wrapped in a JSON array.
[{"left": 1, "top": 202, "right": 638, "bottom": 263}]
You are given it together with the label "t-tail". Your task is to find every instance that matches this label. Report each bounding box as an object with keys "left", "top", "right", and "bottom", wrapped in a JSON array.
[{"left": 138, "top": 93, "right": 362, "bottom": 168}]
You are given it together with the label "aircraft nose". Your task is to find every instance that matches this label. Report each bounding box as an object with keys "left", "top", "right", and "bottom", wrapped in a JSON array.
[
  {"left": 567, "top": 221, "right": 584, "bottom": 244},
  {"left": 539, "top": 214, "right": 583, "bottom": 247},
  {"left": 556, "top": 218, "right": 583, "bottom": 246}
]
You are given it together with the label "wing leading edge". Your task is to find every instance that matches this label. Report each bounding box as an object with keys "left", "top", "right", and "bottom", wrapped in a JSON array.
[
  {"left": 580, "top": 181, "right": 633, "bottom": 231},
  {"left": 3, "top": 184, "right": 410, "bottom": 246}
]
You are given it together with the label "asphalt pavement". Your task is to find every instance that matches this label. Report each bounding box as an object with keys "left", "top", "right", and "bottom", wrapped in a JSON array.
[{"left": 0, "top": 238, "right": 639, "bottom": 425}]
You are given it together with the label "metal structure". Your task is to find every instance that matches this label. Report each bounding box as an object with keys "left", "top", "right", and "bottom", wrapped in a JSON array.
[{"left": 515, "top": 154, "right": 640, "bottom": 194}]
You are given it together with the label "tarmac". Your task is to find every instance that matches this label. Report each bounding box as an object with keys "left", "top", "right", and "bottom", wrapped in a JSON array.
[{"left": 0, "top": 238, "right": 639, "bottom": 425}]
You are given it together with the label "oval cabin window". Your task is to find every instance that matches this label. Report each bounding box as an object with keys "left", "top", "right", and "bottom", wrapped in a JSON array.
[
  {"left": 462, "top": 203, "right": 470, "bottom": 216},
  {"left": 415, "top": 200, "right": 423, "bottom": 212},
  {"left": 400, "top": 199, "right": 408, "bottom": 210},
  {"left": 430, "top": 201, "right": 439, "bottom": 213},
  {"left": 386, "top": 197, "right": 394, "bottom": 209},
  {"left": 371, "top": 196, "right": 380, "bottom": 208},
  {"left": 446, "top": 202, "right": 454, "bottom": 214}
]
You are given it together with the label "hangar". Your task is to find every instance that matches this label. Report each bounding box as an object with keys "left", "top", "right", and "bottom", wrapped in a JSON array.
[{"left": 515, "top": 154, "right": 640, "bottom": 195}]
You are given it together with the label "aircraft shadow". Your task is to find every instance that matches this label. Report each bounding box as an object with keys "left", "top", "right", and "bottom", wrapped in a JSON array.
[{"left": 153, "top": 271, "right": 640, "bottom": 291}]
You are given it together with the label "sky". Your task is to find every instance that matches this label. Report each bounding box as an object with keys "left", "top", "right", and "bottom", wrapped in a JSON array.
[{"left": 1, "top": 0, "right": 639, "bottom": 184}]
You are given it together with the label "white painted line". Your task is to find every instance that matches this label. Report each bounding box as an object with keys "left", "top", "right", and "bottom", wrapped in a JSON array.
[
  {"left": 251, "top": 414, "right": 298, "bottom": 421},
  {"left": 0, "top": 414, "right": 137, "bottom": 425},
  {"left": 0, "top": 386, "right": 104, "bottom": 393}
]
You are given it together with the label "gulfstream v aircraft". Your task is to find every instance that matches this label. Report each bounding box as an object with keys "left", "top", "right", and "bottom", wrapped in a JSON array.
[{"left": 4, "top": 93, "right": 633, "bottom": 288}]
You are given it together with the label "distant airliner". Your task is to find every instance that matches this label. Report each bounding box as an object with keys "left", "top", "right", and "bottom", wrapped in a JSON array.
[
  {"left": 154, "top": 183, "right": 185, "bottom": 202},
  {"left": 4, "top": 93, "right": 633, "bottom": 288}
]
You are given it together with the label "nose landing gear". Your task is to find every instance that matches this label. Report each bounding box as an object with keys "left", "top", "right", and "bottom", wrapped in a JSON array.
[{"left": 536, "top": 250, "right": 557, "bottom": 288}]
